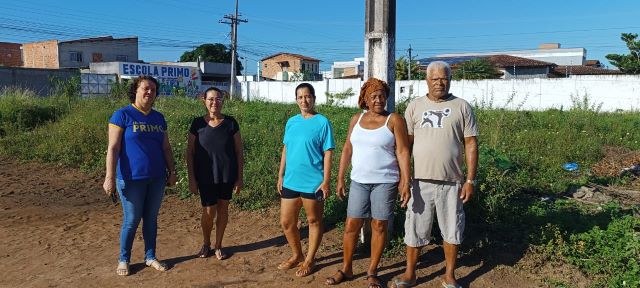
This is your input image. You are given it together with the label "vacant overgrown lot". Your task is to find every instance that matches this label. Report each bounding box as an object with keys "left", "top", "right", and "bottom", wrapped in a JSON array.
[{"left": 1, "top": 88, "right": 638, "bottom": 287}]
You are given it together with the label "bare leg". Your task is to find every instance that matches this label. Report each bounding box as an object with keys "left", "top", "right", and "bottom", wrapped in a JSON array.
[
  {"left": 368, "top": 219, "right": 387, "bottom": 276},
  {"left": 201, "top": 206, "right": 216, "bottom": 246},
  {"left": 214, "top": 200, "right": 229, "bottom": 250},
  {"left": 296, "top": 197, "right": 324, "bottom": 277},
  {"left": 279, "top": 198, "right": 304, "bottom": 268},
  {"left": 396, "top": 245, "right": 421, "bottom": 284},
  {"left": 341, "top": 217, "right": 364, "bottom": 275},
  {"left": 442, "top": 241, "right": 459, "bottom": 286}
]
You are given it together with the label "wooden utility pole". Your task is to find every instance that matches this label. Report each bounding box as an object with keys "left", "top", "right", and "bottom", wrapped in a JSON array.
[
  {"left": 220, "top": 0, "right": 247, "bottom": 99},
  {"left": 364, "top": 0, "right": 396, "bottom": 111}
]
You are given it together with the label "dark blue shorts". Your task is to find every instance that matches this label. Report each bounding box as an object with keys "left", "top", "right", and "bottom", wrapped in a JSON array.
[{"left": 281, "top": 187, "right": 324, "bottom": 201}]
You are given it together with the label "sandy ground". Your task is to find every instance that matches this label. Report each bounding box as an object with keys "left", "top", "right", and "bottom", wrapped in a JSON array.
[{"left": 0, "top": 157, "right": 588, "bottom": 288}]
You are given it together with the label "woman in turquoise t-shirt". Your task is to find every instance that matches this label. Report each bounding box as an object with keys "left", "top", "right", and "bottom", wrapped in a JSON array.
[{"left": 277, "top": 83, "right": 335, "bottom": 277}]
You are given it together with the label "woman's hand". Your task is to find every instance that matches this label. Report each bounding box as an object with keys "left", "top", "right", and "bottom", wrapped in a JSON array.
[
  {"left": 317, "top": 181, "right": 330, "bottom": 200},
  {"left": 188, "top": 177, "right": 198, "bottom": 195},
  {"left": 167, "top": 172, "right": 177, "bottom": 187},
  {"left": 336, "top": 179, "right": 346, "bottom": 200},
  {"left": 103, "top": 177, "right": 115, "bottom": 195},
  {"left": 277, "top": 176, "right": 283, "bottom": 195},
  {"left": 233, "top": 178, "right": 243, "bottom": 194}
]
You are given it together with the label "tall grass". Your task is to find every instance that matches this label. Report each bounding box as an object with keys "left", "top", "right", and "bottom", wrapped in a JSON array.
[{"left": 0, "top": 88, "right": 638, "bottom": 287}]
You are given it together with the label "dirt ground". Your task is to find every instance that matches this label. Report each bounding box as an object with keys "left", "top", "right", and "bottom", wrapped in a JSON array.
[{"left": 0, "top": 157, "right": 589, "bottom": 288}]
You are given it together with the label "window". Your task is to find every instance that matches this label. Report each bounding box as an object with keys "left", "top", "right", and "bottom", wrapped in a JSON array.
[
  {"left": 116, "top": 55, "right": 128, "bottom": 62},
  {"left": 69, "top": 51, "right": 82, "bottom": 62}
]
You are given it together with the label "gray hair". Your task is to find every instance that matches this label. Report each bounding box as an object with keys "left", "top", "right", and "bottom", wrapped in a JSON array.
[{"left": 426, "top": 61, "right": 452, "bottom": 80}]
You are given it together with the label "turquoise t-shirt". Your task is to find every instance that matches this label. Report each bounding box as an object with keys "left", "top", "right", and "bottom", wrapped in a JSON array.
[
  {"left": 283, "top": 114, "right": 335, "bottom": 193},
  {"left": 109, "top": 104, "right": 167, "bottom": 180}
]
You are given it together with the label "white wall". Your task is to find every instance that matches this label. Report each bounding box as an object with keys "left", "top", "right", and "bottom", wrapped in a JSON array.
[{"left": 240, "top": 75, "right": 640, "bottom": 111}]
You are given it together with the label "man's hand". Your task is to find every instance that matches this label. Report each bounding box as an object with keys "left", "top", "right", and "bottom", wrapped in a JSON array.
[
  {"left": 459, "top": 182, "right": 474, "bottom": 203},
  {"left": 399, "top": 181, "right": 411, "bottom": 208},
  {"left": 167, "top": 173, "right": 177, "bottom": 187},
  {"left": 103, "top": 177, "right": 115, "bottom": 196}
]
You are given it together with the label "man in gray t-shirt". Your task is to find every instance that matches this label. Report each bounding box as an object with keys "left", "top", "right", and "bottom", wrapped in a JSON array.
[{"left": 392, "top": 61, "right": 478, "bottom": 288}]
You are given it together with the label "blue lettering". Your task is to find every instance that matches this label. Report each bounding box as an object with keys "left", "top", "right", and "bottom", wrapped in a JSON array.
[
  {"left": 161, "top": 67, "right": 167, "bottom": 76},
  {"left": 168, "top": 67, "right": 174, "bottom": 77},
  {"left": 129, "top": 64, "right": 136, "bottom": 75},
  {"left": 123, "top": 64, "right": 129, "bottom": 75},
  {"left": 135, "top": 65, "right": 141, "bottom": 75},
  {"left": 142, "top": 65, "right": 147, "bottom": 75},
  {"left": 153, "top": 67, "right": 159, "bottom": 76}
]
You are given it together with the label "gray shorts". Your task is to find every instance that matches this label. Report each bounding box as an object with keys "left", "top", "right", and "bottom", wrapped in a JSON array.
[
  {"left": 404, "top": 179, "right": 465, "bottom": 247},
  {"left": 347, "top": 181, "right": 397, "bottom": 221}
]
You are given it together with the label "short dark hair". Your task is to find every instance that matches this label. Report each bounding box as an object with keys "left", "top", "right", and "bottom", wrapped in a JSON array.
[
  {"left": 295, "top": 83, "right": 315, "bottom": 98},
  {"left": 202, "top": 87, "right": 223, "bottom": 99},
  {"left": 128, "top": 76, "right": 159, "bottom": 103}
]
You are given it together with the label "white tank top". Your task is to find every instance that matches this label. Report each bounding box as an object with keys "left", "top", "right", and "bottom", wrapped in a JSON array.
[{"left": 350, "top": 113, "right": 399, "bottom": 183}]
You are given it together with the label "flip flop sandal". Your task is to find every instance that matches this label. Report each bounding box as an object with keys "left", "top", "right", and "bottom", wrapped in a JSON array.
[
  {"left": 197, "top": 245, "right": 211, "bottom": 258},
  {"left": 391, "top": 277, "right": 417, "bottom": 288},
  {"left": 215, "top": 248, "right": 228, "bottom": 260},
  {"left": 116, "top": 261, "right": 129, "bottom": 276},
  {"left": 441, "top": 281, "right": 463, "bottom": 288},
  {"left": 277, "top": 259, "right": 302, "bottom": 270},
  {"left": 366, "top": 274, "right": 384, "bottom": 288},
  {"left": 295, "top": 262, "right": 315, "bottom": 277},
  {"left": 145, "top": 259, "right": 168, "bottom": 271},
  {"left": 326, "top": 270, "right": 353, "bottom": 285}
]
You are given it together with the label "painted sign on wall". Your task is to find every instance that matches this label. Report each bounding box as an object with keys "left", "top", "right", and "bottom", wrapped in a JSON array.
[{"left": 119, "top": 62, "right": 202, "bottom": 96}]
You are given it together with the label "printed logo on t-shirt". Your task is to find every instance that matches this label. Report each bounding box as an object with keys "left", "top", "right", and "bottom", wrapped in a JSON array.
[
  {"left": 420, "top": 108, "right": 451, "bottom": 128},
  {"left": 132, "top": 121, "right": 165, "bottom": 133}
]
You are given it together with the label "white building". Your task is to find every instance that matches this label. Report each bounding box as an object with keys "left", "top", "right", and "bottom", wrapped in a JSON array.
[
  {"left": 331, "top": 57, "right": 365, "bottom": 79},
  {"left": 435, "top": 43, "right": 586, "bottom": 66}
]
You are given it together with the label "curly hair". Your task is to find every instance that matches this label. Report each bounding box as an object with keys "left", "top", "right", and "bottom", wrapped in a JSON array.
[
  {"left": 358, "top": 78, "right": 390, "bottom": 109},
  {"left": 127, "top": 76, "right": 159, "bottom": 103}
]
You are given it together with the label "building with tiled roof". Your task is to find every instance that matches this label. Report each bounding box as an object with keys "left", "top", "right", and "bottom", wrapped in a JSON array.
[
  {"left": 551, "top": 65, "right": 622, "bottom": 77},
  {"left": 260, "top": 52, "right": 321, "bottom": 81}
]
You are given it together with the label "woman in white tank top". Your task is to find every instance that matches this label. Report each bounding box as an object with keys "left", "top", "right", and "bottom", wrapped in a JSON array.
[{"left": 326, "top": 78, "right": 411, "bottom": 287}]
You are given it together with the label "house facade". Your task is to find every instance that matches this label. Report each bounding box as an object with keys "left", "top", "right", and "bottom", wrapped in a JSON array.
[
  {"left": 0, "top": 42, "right": 23, "bottom": 67},
  {"left": 22, "top": 36, "right": 138, "bottom": 69},
  {"left": 260, "top": 53, "right": 321, "bottom": 81}
]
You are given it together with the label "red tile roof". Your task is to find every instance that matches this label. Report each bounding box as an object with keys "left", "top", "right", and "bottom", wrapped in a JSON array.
[
  {"left": 483, "top": 55, "right": 555, "bottom": 68},
  {"left": 552, "top": 65, "right": 623, "bottom": 76},
  {"left": 261, "top": 52, "right": 320, "bottom": 62}
]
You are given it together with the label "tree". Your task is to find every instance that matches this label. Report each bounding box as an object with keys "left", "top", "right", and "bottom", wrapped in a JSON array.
[
  {"left": 395, "top": 56, "right": 425, "bottom": 80},
  {"left": 179, "top": 43, "right": 243, "bottom": 75},
  {"left": 606, "top": 33, "right": 640, "bottom": 74},
  {"left": 452, "top": 58, "right": 501, "bottom": 80}
]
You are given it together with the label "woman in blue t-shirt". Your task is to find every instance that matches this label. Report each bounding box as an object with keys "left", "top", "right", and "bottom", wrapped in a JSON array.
[
  {"left": 103, "top": 76, "right": 177, "bottom": 276},
  {"left": 186, "top": 87, "right": 244, "bottom": 261},
  {"left": 277, "top": 83, "right": 335, "bottom": 277}
]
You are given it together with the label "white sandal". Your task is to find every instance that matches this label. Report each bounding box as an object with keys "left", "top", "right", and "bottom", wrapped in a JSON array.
[
  {"left": 116, "top": 261, "right": 130, "bottom": 276},
  {"left": 145, "top": 259, "right": 168, "bottom": 271}
]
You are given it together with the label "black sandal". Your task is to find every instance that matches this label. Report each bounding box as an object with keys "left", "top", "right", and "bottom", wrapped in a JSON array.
[
  {"left": 366, "top": 274, "right": 383, "bottom": 288},
  {"left": 326, "top": 270, "right": 352, "bottom": 285}
]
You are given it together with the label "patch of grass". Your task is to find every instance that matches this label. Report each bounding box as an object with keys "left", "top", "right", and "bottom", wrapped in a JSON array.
[{"left": 1, "top": 92, "right": 639, "bottom": 286}]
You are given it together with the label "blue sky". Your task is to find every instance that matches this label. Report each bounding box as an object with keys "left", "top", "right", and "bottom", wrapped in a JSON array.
[{"left": 2, "top": 0, "right": 639, "bottom": 74}]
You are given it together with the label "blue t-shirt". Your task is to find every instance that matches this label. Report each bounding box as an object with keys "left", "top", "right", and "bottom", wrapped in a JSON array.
[
  {"left": 109, "top": 105, "right": 167, "bottom": 180},
  {"left": 283, "top": 114, "right": 335, "bottom": 193}
]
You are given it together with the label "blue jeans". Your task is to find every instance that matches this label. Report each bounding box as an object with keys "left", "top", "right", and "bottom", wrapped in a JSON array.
[{"left": 116, "top": 177, "right": 166, "bottom": 263}]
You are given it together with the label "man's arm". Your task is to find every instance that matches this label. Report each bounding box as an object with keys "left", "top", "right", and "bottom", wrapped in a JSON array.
[{"left": 460, "top": 136, "right": 478, "bottom": 203}]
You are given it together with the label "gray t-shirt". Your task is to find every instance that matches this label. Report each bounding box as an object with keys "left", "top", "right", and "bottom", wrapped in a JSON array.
[{"left": 404, "top": 94, "right": 478, "bottom": 182}]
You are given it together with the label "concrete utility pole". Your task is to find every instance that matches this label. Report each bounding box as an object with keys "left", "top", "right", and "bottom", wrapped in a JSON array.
[
  {"left": 407, "top": 44, "right": 413, "bottom": 81},
  {"left": 364, "top": 0, "right": 396, "bottom": 111},
  {"left": 220, "top": 0, "right": 247, "bottom": 99},
  {"left": 362, "top": 0, "right": 396, "bottom": 246}
]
